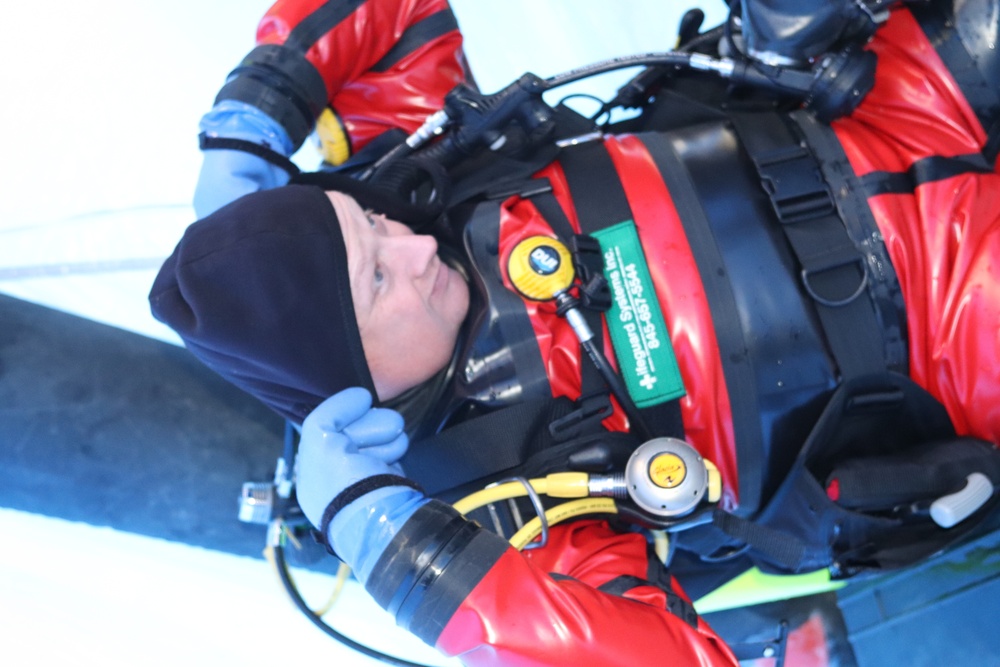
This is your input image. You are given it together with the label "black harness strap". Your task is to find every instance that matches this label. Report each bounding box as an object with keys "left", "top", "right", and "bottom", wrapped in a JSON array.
[
  {"left": 709, "top": 509, "right": 809, "bottom": 572},
  {"left": 791, "top": 110, "right": 908, "bottom": 373},
  {"left": 555, "top": 140, "right": 686, "bottom": 439},
  {"left": 556, "top": 140, "right": 633, "bottom": 236},
  {"left": 729, "top": 112, "right": 886, "bottom": 382},
  {"left": 403, "top": 396, "right": 580, "bottom": 497}
]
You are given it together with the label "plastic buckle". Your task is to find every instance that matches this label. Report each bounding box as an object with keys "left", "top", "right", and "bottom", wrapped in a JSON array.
[
  {"left": 755, "top": 147, "right": 836, "bottom": 224},
  {"left": 570, "top": 234, "right": 612, "bottom": 311},
  {"left": 485, "top": 177, "right": 553, "bottom": 201},
  {"left": 549, "top": 392, "right": 613, "bottom": 442}
]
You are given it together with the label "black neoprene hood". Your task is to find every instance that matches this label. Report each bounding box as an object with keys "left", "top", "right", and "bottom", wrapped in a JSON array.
[{"left": 149, "top": 184, "right": 375, "bottom": 424}]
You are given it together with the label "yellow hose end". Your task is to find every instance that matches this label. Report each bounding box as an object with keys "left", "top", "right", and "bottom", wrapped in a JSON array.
[
  {"left": 705, "top": 459, "right": 722, "bottom": 503},
  {"left": 315, "top": 107, "right": 351, "bottom": 166},
  {"left": 544, "top": 471, "right": 591, "bottom": 498}
]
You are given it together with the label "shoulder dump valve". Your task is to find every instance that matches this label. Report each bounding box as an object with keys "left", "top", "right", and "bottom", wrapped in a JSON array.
[{"left": 507, "top": 235, "right": 576, "bottom": 301}]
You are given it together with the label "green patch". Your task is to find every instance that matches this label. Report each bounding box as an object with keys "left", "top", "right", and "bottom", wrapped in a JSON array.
[{"left": 592, "top": 221, "right": 685, "bottom": 407}]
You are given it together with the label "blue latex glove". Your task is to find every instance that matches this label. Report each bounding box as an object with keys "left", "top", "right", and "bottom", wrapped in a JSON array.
[
  {"left": 193, "top": 100, "right": 297, "bottom": 218},
  {"left": 294, "top": 387, "right": 428, "bottom": 583}
]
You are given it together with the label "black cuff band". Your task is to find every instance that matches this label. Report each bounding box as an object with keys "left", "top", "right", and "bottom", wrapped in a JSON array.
[
  {"left": 198, "top": 133, "right": 301, "bottom": 176},
  {"left": 315, "top": 474, "right": 424, "bottom": 556},
  {"left": 215, "top": 44, "right": 328, "bottom": 148},
  {"left": 365, "top": 500, "right": 509, "bottom": 644}
]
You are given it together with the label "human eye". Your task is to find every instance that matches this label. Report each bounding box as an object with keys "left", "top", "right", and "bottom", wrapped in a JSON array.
[
  {"left": 363, "top": 209, "right": 379, "bottom": 229},
  {"left": 373, "top": 264, "right": 385, "bottom": 290}
]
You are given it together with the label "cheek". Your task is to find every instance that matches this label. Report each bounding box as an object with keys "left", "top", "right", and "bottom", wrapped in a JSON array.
[
  {"left": 377, "top": 284, "right": 465, "bottom": 360},
  {"left": 381, "top": 296, "right": 442, "bottom": 349},
  {"left": 443, "top": 274, "right": 471, "bottom": 329},
  {"left": 377, "top": 311, "right": 452, "bottom": 385}
]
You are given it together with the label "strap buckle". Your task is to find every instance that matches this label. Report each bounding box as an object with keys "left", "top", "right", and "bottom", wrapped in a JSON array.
[
  {"left": 755, "top": 145, "right": 837, "bottom": 224},
  {"left": 570, "top": 234, "right": 612, "bottom": 312},
  {"left": 548, "top": 391, "right": 613, "bottom": 442}
]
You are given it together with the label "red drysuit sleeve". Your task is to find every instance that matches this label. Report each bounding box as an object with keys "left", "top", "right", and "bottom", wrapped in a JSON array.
[
  {"left": 256, "top": 0, "right": 469, "bottom": 152},
  {"left": 366, "top": 501, "right": 737, "bottom": 667},
  {"left": 437, "top": 521, "right": 738, "bottom": 666}
]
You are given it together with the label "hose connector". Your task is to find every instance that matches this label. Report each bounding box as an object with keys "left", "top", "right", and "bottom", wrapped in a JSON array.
[{"left": 405, "top": 109, "right": 452, "bottom": 149}]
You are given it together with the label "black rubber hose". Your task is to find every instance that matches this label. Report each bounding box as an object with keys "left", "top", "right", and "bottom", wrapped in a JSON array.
[
  {"left": 272, "top": 544, "right": 437, "bottom": 667},
  {"left": 580, "top": 338, "right": 653, "bottom": 442},
  {"left": 543, "top": 52, "right": 693, "bottom": 89}
]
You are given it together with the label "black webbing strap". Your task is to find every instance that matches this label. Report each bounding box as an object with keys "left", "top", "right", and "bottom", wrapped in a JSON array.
[
  {"left": 402, "top": 397, "right": 580, "bottom": 496},
  {"left": 556, "top": 140, "right": 632, "bottom": 236},
  {"left": 858, "top": 152, "right": 995, "bottom": 197},
  {"left": 791, "top": 110, "right": 908, "bottom": 374},
  {"left": 284, "top": 0, "right": 366, "bottom": 53},
  {"left": 710, "top": 509, "right": 809, "bottom": 572},
  {"left": 370, "top": 8, "right": 460, "bottom": 72},
  {"left": 729, "top": 112, "right": 885, "bottom": 381}
]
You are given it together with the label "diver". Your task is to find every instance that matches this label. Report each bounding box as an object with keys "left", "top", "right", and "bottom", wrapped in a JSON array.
[{"left": 151, "top": 0, "right": 1000, "bottom": 663}]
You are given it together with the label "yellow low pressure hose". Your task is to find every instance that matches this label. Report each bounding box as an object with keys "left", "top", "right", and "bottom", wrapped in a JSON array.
[
  {"left": 452, "top": 472, "right": 621, "bottom": 550},
  {"left": 508, "top": 498, "right": 619, "bottom": 550},
  {"left": 451, "top": 472, "right": 591, "bottom": 516}
]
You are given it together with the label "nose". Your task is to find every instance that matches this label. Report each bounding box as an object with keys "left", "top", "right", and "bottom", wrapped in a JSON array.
[{"left": 386, "top": 233, "right": 439, "bottom": 279}]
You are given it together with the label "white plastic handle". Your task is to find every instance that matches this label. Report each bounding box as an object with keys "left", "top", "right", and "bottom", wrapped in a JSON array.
[{"left": 930, "top": 473, "right": 994, "bottom": 529}]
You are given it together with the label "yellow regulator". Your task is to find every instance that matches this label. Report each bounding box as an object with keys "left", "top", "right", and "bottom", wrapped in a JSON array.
[
  {"left": 507, "top": 236, "right": 576, "bottom": 301},
  {"left": 624, "top": 437, "right": 721, "bottom": 517}
]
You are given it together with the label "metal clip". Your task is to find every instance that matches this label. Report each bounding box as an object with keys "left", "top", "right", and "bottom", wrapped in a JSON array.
[{"left": 495, "top": 476, "right": 550, "bottom": 550}]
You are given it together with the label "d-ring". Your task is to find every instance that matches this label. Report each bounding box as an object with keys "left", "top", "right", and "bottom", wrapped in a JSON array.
[{"left": 801, "top": 257, "right": 869, "bottom": 308}]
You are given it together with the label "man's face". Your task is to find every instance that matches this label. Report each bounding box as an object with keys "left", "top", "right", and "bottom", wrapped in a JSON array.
[{"left": 330, "top": 191, "right": 470, "bottom": 401}]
